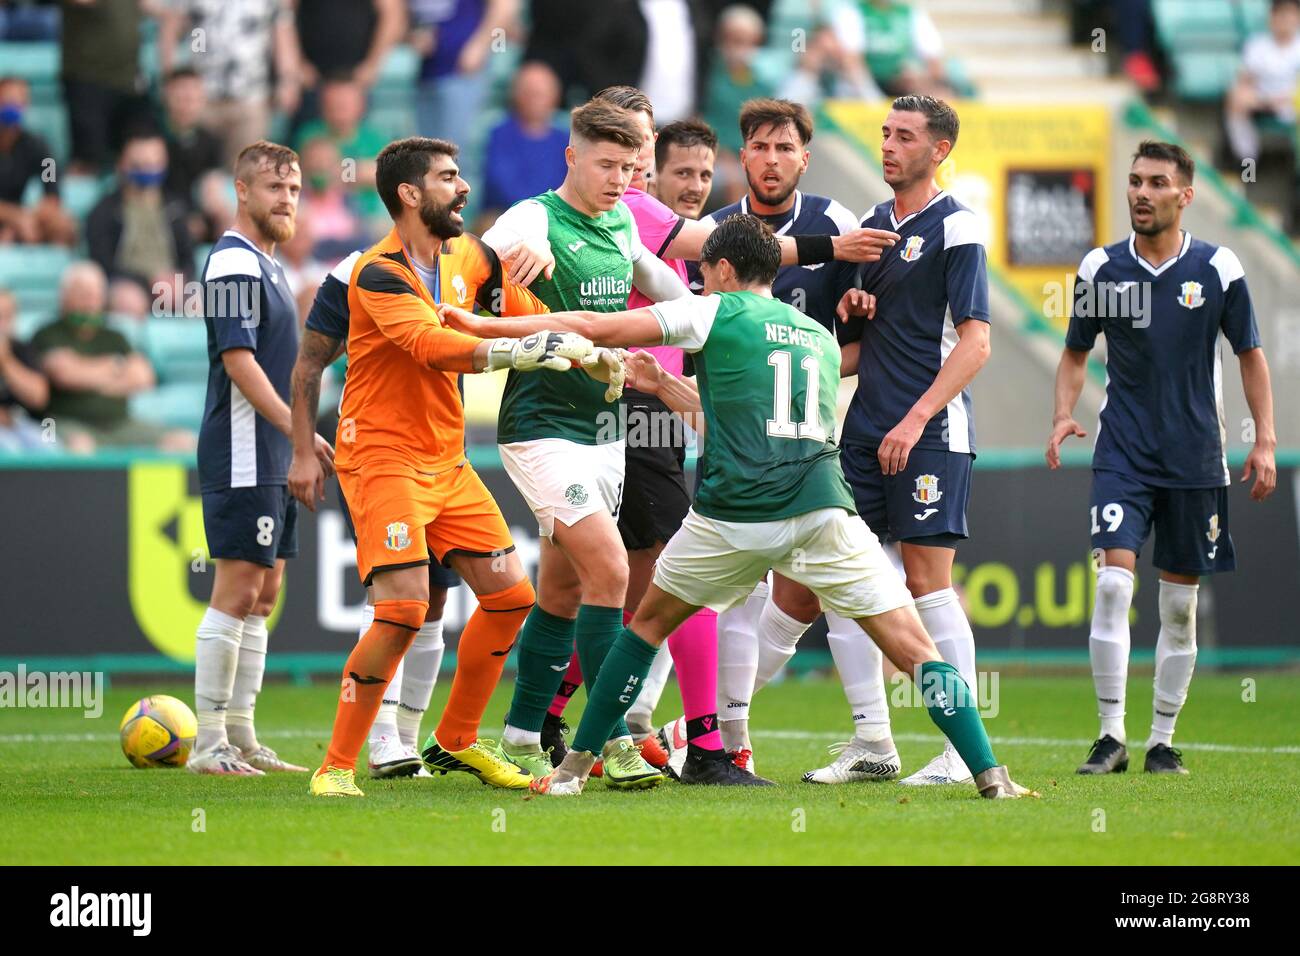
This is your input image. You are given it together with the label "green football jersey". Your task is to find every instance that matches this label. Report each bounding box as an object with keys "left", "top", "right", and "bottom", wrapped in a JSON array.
[
  {"left": 650, "top": 290, "right": 856, "bottom": 522},
  {"left": 495, "top": 190, "right": 636, "bottom": 445}
]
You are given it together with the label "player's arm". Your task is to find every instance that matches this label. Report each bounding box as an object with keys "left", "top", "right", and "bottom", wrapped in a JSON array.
[
  {"left": 1216, "top": 249, "right": 1276, "bottom": 500},
  {"left": 223, "top": 348, "right": 292, "bottom": 438},
  {"left": 481, "top": 199, "right": 555, "bottom": 286},
  {"left": 439, "top": 303, "right": 666, "bottom": 348},
  {"left": 288, "top": 328, "right": 344, "bottom": 511},
  {"left": 663, "top": 217, "right": 898, "bottom": 265},
  {"left": 1238, "top": 348, "right": 1276, "bottom": 501},
  {"left": 840, "top": 340, "right": 859, "bottom": 377},
  {"left": 631, "top": 238, "right": 691, "bottom": 301},
  {"left": 1048, "top": 248, "right": 1107, "bottom": 468},
  {"left": 624, "top": 350, "right": 705, "bottom": 438}
]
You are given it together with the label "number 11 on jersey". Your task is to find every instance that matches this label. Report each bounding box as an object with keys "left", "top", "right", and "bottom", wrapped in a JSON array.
[{"left": 766, "top": 349, "right": 828, "bottom": 442}]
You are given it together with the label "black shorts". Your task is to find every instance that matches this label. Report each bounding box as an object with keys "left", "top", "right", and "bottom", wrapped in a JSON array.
[
  {"left": 840, "top": 442, "right": 972, "bottom": 545},
  {"left": 1090, "top": 469, "right": 1234, "bottom": 576},
  {"left": 617, "top": 391, "right": 692, "bottom": 551},
  {"left": 337, "top": 478, "right": 461, "bottom": 589},
  {"left": 202, "top": 484, "right": 298, "bottom": 568}
]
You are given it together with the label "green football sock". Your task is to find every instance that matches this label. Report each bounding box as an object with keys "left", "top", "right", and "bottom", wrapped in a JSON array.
[
  {"left": 919, "top": 660, "right": 997, "bottom": 775},
  {"left": 573, "top": 626, "right": 660, "bottom": 754},
  {"left": 574, "top": 604, "right": 631, "bottom": 741},
  {"left": 505, "top": 606, "right": 575, "bottom": 733}
]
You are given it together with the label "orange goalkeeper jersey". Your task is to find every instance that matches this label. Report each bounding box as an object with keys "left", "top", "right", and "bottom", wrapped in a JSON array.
[{"left": 337, "top": 227, "right": 549, "bottom": 474}]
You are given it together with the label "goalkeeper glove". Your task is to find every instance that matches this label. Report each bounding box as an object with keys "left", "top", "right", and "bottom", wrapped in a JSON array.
[
  {"left": 485, "top": 331, "right": 594, "bottom": 372},
  {"left": 581, "top": 347, "right": 625, "bottom": 402}
]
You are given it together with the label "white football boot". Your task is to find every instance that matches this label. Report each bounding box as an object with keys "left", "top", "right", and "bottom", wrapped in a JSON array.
[
  {"left": 187, "top": 742, "right": 265, "bottom": 776},
  {"left": 367, "top": 734, "right": 423, "bottom": 778},
  {"left": 241, "top": 744, "right": 308, "bottom": 773},
  {"left": 899, "top": 741, "right": 972, "bottom": 786},
  {"left": 802, "top": 737, "right": 900, "bottom": 784},
  {"left": 656, "top": 715, "right": 689, "bottom": 780}
]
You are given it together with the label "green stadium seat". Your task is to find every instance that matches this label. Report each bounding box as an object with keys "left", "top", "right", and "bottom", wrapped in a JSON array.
[
  {"left": 141, "top": 317, "right": 210, "bottom": 385},
  {"left": 20, "top": 174, "right": 110, "bottom": 221},
  {"left": 0, "top": 245, "right": 75, "bottom": 316},
  {"left": 1169, "top": 48, "right": 1242, "bottom": 100},
  {"left": 23, "top": 103, "right": 68, "bottom": 163},
  {"left": 1237, "top": 0, "right": 1271, "bottom": 38},
  {"left": 130, "top": 382, "right": 207, "bottom": 430},
  {"left": 1152, "top": 0, "right": 1241, "bottom": 51},
  {"left": 0, "top": 42, "right": 59, "bottom": 83}
]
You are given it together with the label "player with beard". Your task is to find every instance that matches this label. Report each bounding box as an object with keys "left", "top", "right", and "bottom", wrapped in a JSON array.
[
  {"left": 311, "top": 137, "right": 614, "bottom": 797},
  {"left": 191, "top": 141, "right": 324, "bottom": 775}
]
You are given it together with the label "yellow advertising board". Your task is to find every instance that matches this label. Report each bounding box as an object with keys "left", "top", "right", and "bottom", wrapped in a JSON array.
[{"left": 824, "top": 100, "right": 1112, "bottom": 330}]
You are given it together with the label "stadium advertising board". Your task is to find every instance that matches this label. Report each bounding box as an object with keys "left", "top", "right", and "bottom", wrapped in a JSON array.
[{"left": 0, "top": 462, "right": 1295, "bottom": 665}]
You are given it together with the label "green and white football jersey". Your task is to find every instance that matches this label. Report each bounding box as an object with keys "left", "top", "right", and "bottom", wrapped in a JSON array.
[
  {"left": 649, "top": 290, "right": 856, "bottom": 522},
  {"left": 485, "top": 190, "right": 641, "bottom": 445}
]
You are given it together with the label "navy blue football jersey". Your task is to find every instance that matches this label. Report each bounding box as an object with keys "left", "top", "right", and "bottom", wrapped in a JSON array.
[
  {"left": 695, "top": 190, "right": 860, "bottom": 330},
  {"left": 837, "top": 191, "right": 990, "bottom": 454},
  {"left": 1065, "top": 232, "right": 1260, "bottom": 488},
  {"left": 197, "top": 230, "right": 300, "bottom": 492},
  {"left": 304, "top": 250, "right": 362, "bottom": 342}
]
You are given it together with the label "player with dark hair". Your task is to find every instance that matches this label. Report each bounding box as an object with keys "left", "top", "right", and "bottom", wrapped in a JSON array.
[
  {"left": 439, "top": 213, "right": 1034, "bottom": 800},
  {"left": 309, "top": 136, "right": 614, "bottom": 797},
  {"left": 1050, "top": 140, "right": 1277, "bottom": 776}
]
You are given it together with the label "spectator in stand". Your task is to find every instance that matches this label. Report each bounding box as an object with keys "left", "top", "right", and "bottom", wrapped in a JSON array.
[
  {"left": 158, "top": 0, "right": 302, "bottom": 166},
  {"left": 475, "top": 60, "right": 568, "bottom": 231},
  {"left": 0, "top": 76, "right": 76, "bottom": 245},
  {"left": 849, "top": 0, "right": 954, "bottom": 97},
  {"left": 0, "top": 287, "right": 53, "bottom": 453},
  {"left": 278, "top": 205, "right": 329, "bottom": 317},
  {"left": 59, "top": 0, "right": 152, "bottom": 174},
  {"left": 31, "top": 261, "right": 191, "bottom": 451},
  {"left": 1225, "top": 0, "right": 1300, "bottom": 164},
  {"left": 297, "top": 136, "right": 368, "bottom": 261},
  {"left": 294, "top": 76, "right": 386, "bottom": 220},
  {"left": 86, "top": 130, "right": 195, "bottom": 298},
  {"left": 293, "top": 0, "right": 406, "bottom": 133},
  {"left": 411, "top": 0, "right": 520, "bottom": 150},
  {"left": 705, "top": 5, "right": 782, "bottom": 155},
  {"left": 194, "top": 167, "right": 237, "bottom": 243},
  {"left": 0, "top": 1, "right": 61, "bottom": 40},
  {"left": 160, "top": 68, "right": 225, "bottom": 228},
  {"left": 778, "top": 18, "right": 884, "bottom": 107}
]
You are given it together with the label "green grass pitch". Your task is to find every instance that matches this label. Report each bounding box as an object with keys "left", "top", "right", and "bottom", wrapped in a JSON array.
[{"left": 2, "top": 672, "right": 1297, "bottom": 865}]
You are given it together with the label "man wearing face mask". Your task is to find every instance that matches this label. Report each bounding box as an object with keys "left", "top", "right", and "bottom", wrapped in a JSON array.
[
  {"left": 0, "top": 75, "right": 76, "bottom": 246},
  {"left": 85, "top": 130, "right": 195, "bottom": 294}
]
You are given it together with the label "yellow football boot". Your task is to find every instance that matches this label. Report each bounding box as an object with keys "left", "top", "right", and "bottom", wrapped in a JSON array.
[
  {"left": 422, "top": 735, "right": 533, "bottom": 789},
  {"left": 310, "top": 765, "right": 365, "bottom": 797}
]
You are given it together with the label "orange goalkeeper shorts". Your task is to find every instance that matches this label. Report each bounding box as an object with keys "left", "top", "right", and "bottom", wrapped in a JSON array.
[{"left": 339, "top": 459, "right": 515, "bottom": 586}]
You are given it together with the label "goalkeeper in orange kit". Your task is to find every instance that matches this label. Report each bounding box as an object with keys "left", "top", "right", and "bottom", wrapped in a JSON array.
[{"left": 310, "top": 137, "right": 624, "bottom": 797}]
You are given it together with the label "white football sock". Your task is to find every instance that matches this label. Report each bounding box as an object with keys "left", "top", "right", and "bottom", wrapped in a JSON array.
[
  {"left": 825, "top": 610, "right": 891, "bottom": 741},
  {"left": 362, "top": 602, "right": 401, "bottom": 743},
  {"left": 397, "top": 619, "right": 445, "bottom": 749},
  {"left": 720, "top": 717, "right": 750, "bottom": 754},
  {"left": 716, "top": 579, "right": 768, "bottom": 721},
  {"left": 753, "top": 597, "right": 809, "bottom": 691},
  {"left": 1149, "top": 580, "right": 1199, "bottom": 749},
  {"left": 226, "top": 613, "right": 267, "bottom": 753},
  {"left": 914, "top": 588, "right": 977, "bottom": 689},
  {"left": 503, "top": 725, "right": 541, "bottom": 748},
  {"left": 1089, "top": 566, "right": 1134, "bottom": 743},
  {"left": 626, "top": 643, "right": 673, "bottom": 736},
  {"left": 194, "top": 607, "right": 244, "bottom": 753}
]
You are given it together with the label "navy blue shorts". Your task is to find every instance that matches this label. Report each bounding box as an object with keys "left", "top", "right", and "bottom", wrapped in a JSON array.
[
  {"left": 1090, "top": 469, "right": 1234, "bottom": 576},
  {"left": 839, "top": 443, "right": 971, "bottom": 545},
  {"left": 337, "top": 478, "right": 461, "bottom": 589},
  {"left": 202, "top": 485, "right": 298, "bottom": 568}
]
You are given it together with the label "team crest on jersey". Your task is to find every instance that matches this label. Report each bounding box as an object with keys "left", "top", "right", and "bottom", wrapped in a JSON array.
[
  {"left": 911, "top": 474, "right": 943, "bottom": 504},
  {"left": 899, "top": 236, "right": 925, "bottom": 262},
  {"left": 384, "top": 522, "right": 411, "bottom": 551},
  {"left": 1177, "top": 281, "right": 1205, "bottom": 309},
  {"left": 1206, "top": 513, "right": 1220, "bottom": 544},
  {"left": 452, "top": 274, "right": 469, "bottom": 305},
  {"left": 564, "top": 484, "right": 589, "bottom": 507}
]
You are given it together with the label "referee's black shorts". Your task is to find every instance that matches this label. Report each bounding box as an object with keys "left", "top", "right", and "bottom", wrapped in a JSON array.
[{"left": 618, "top": 389, "right": 692, "bottom": 551}]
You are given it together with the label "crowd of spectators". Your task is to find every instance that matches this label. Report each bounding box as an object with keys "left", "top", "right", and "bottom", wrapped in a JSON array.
[{"left": 0, "top": 0, "right": 955, "bottom": 455}]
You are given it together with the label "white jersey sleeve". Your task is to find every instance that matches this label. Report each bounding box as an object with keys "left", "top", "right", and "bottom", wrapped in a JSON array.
[
  {"left": 648, "top": 294, "right": 722, "bottom": 352},
  {"left": 481, "top": 199, "right": 549, "bottom": 257}
]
